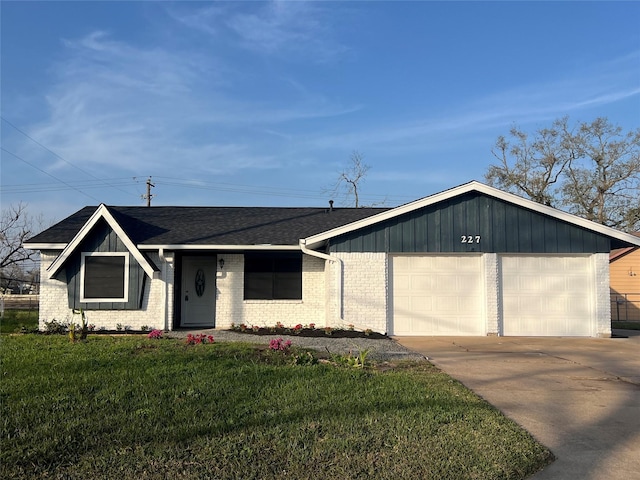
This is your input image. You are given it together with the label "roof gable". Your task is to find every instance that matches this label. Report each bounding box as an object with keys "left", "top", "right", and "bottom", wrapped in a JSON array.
[
  {"left": 45, "top": 204, "right": 157, "bottom": 279},
  {"left": 304, "top": 181, "right": 640, "bottom": 250}
]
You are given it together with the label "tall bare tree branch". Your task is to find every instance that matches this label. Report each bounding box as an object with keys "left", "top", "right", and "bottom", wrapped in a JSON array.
[
  {"left": 327, "top": 151, "right": 371, "bottom": 207},
  {"left": 485, "top": 117, "right": 640, "bottom": 231},
  {"left": 1, "top": 202, "right": 42, "bottom": 270}
]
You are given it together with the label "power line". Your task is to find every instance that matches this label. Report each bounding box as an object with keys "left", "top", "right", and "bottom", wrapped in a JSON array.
[
  {"left": 1, "top": 116, "right": 139, "bottom": 199},
  {"left": 1, "top": 178, "right": 140, "bottom": 195},
  {"left": 1, "top": 147, "right": 101, "bottom": 202}
]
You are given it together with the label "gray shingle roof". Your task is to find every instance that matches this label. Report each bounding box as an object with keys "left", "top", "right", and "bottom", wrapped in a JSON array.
[{"left": 27, "top": 205, "right": 391, "bottom": 246}]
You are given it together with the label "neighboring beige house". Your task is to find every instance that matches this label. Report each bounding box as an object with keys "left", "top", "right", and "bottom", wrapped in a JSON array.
[{"left": 610, "top": 233, "right": 640, "bottom": 321}]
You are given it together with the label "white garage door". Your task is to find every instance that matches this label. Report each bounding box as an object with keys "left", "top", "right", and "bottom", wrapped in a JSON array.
[
  {"left": 391, "top": 255, "right": 484, "bottom": 335},
  {"left": 500, "top": 255, "right": 593, "bottom": 336}
]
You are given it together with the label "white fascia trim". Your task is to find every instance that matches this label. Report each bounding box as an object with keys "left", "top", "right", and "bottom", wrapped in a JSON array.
[
  {"left": 46, "top": 204, "right": 157, "bottom": 279},
  {"left": 22, "top": 243, "right": 67, "bottom": 250},
  {"left": 303, "top": 180, "right": 640, "bottom": 249},
  {"left": 138, "top": 244, "right": 301, "bottom": 251}
]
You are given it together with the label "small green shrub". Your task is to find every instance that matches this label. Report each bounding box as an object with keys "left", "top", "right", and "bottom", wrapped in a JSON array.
[
  {"left": 43, "top": 319, "right": 68, "bottom": 335},
  {"left": 331, "top": 348, "right": 370, "bottom": 369},
  {"left": 291, "top": 350, "right": 317, "bottom": 366}
]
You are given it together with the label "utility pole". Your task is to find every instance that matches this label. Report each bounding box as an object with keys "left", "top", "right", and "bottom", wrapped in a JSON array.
[{"left": 143, "top": 177, "right": 155, "bottom": 207}]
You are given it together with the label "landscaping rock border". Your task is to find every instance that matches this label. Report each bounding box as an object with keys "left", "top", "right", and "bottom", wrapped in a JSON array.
[{"left": 168, "top": 329, "right": 427, "bottom": 363}]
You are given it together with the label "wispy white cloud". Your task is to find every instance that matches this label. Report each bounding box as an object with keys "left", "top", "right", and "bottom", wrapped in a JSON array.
[
  {"left": 169, "top": 1, "right": 348, "bottom": 63},
  {"left": 26, "top": 25, "right": 356, "bottom": 177},
  {"left": 170, "top": 4, "right": 225, "bottom": 36},
  {"left": 306, "top": 51, "right": 640, "bottom": 152},
  {"left": 228, "top": 1, "right": 346, "bottom": 62}
]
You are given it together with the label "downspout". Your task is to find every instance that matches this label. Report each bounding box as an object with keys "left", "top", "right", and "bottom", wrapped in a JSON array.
[
  {"left": 299, "top": 239, "right": 344, "bottom": 320},
  {"left": 158, "top": 248, "right": 168, "bottom": 331}
]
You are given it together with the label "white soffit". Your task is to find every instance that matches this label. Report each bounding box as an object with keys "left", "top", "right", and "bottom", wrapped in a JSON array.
[{"left": 303, "top": 181, "right": 640, "bottom": 249}]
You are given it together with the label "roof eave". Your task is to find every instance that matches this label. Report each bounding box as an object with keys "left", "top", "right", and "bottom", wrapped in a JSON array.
[
  {"left": 138, "top": 244, "right": 301, "bottom": 251},
  {"left": 22, "top": 243, "right": 67, "bottom": 250},
  {"left": 610, "top": 246, "right": 638, "bottom": 262}
]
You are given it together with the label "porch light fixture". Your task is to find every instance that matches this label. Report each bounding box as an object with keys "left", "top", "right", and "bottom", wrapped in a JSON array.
[{"left": 219, "top": 258, "right": 225, "bottom": 270}]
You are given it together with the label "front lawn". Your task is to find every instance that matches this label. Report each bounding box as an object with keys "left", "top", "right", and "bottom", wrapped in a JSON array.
[
  {"left": 0, "top": 309, "right": 38, "bottom": 334},
  {"left": 1, "top": 335, "right": 553, "bottom": 479}
]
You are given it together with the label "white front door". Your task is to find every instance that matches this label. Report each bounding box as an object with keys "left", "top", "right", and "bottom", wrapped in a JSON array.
[{"left": 181, "top": 256, "right": 216, "bottom": 327}]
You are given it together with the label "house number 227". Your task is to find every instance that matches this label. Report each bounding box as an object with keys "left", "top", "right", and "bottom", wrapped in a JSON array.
[{"left": 461, "top": 235, "right": 481, "bottom": 244}]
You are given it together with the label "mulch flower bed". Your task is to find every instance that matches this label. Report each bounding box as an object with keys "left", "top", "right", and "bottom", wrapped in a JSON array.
[{"left": 229, "top": 327, "right": 387, "bottom": 339}]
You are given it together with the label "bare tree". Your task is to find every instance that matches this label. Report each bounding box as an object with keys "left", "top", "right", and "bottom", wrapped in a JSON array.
[
  {"left": 486, "top": 117, "right": 576, "bottom": 207},
  {"left": 1, "top": 203, "right": 43, "bottom": 290},
  {"left": 328, "top": 151, "right": 371, "bottom": 207},
  {"left": 562, "top": 118, "right": 640, "bottom": 230},
  {"left": 486, "top": 117, "right": 640, "bottom": 231}
]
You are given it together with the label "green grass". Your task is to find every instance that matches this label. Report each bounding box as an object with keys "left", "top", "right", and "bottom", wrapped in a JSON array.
[
  {"left": 0, "top": 309, "right": 39, "bottom": 334},
  {"left": 612, "top": 321, "right": 640, "bottom": 330},
  {"left": 1, "top": 335, "right": 553, "bottom": 479}
]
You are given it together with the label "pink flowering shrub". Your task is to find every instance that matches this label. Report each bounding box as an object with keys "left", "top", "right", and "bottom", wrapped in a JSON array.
[
  {"left": 185, "top": 333, "right": 215, "bottom": 345},
  {"left": 147, "top": 329, "right": 163, "bottom": 339},
  {"left": 292, "top": 324, "right": 303, "bottom": 334},
  {"left": 269, "top": 338, "right": 292, "bottom": 352}
]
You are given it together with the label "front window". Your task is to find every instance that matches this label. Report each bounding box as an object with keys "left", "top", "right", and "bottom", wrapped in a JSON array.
[
  {"left": 244, "top": 252, "right": 302, "bottom": 300},
  {"left": 80, "top": 252, "right": 129, "bottom": 302}
]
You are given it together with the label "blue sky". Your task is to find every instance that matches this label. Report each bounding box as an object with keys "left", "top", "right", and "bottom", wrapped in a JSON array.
[{"left": 2, "top": 1, "right": 639, "bottom": 223}]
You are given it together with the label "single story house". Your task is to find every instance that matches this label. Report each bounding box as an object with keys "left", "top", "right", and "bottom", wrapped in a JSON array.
[
  {"left": 610, "top": 234, "right": 640, "bottom": 321},
  {"left": 24, "top": 181, "right": 640, "bottom": 337}
]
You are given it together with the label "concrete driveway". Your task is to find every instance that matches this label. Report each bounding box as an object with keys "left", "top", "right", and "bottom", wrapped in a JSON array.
[{"left": 395, "top": 331, "right": 640, "bottom": 480}]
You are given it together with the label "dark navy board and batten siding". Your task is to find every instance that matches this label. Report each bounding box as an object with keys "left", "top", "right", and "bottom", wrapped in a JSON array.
[
  {"left": 328, "top": 192, "right": 611, "bottom": 254},
  {"left": 60, "top": 219, "right": 146, "bottom": 310}
]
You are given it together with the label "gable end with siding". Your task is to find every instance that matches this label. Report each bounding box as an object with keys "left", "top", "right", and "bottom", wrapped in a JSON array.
[{"left": 329, "top": 192, "right": 612, "bottom": 254}]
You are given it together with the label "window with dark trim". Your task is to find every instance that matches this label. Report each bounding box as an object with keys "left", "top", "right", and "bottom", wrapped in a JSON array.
[
  {"left": 81, "top": 252, "right": 129, "bottom": 302},
  {"left": 244, "top": 252, "right": 302, "bottom": 300}
]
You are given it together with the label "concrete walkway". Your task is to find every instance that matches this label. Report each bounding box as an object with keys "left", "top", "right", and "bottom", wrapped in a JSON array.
[{"left": 395, "top": 332, "right": 640, "bottom": 480}]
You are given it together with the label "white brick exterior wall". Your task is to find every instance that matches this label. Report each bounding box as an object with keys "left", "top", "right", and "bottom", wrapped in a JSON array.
[
  {"left": 39, "top": 251, "right": 70, "bottom": 329},
  {"left": 38, "top": 250, "right": 167, "bottom": 331},
  {"left": 593, "top": 252, "right": 612, "bottom": 337},
  {"left": 214, "top": 254, "right": 326, "bottom": 329},
  {"left": 483, "top": 253, "right": 499, "bottom": 335},
  {"left": 332, "top": 252, "right": 388, "bottom": 334},
  {"left": 37, "top": 249, "right": 613, "bottom": 337}
]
